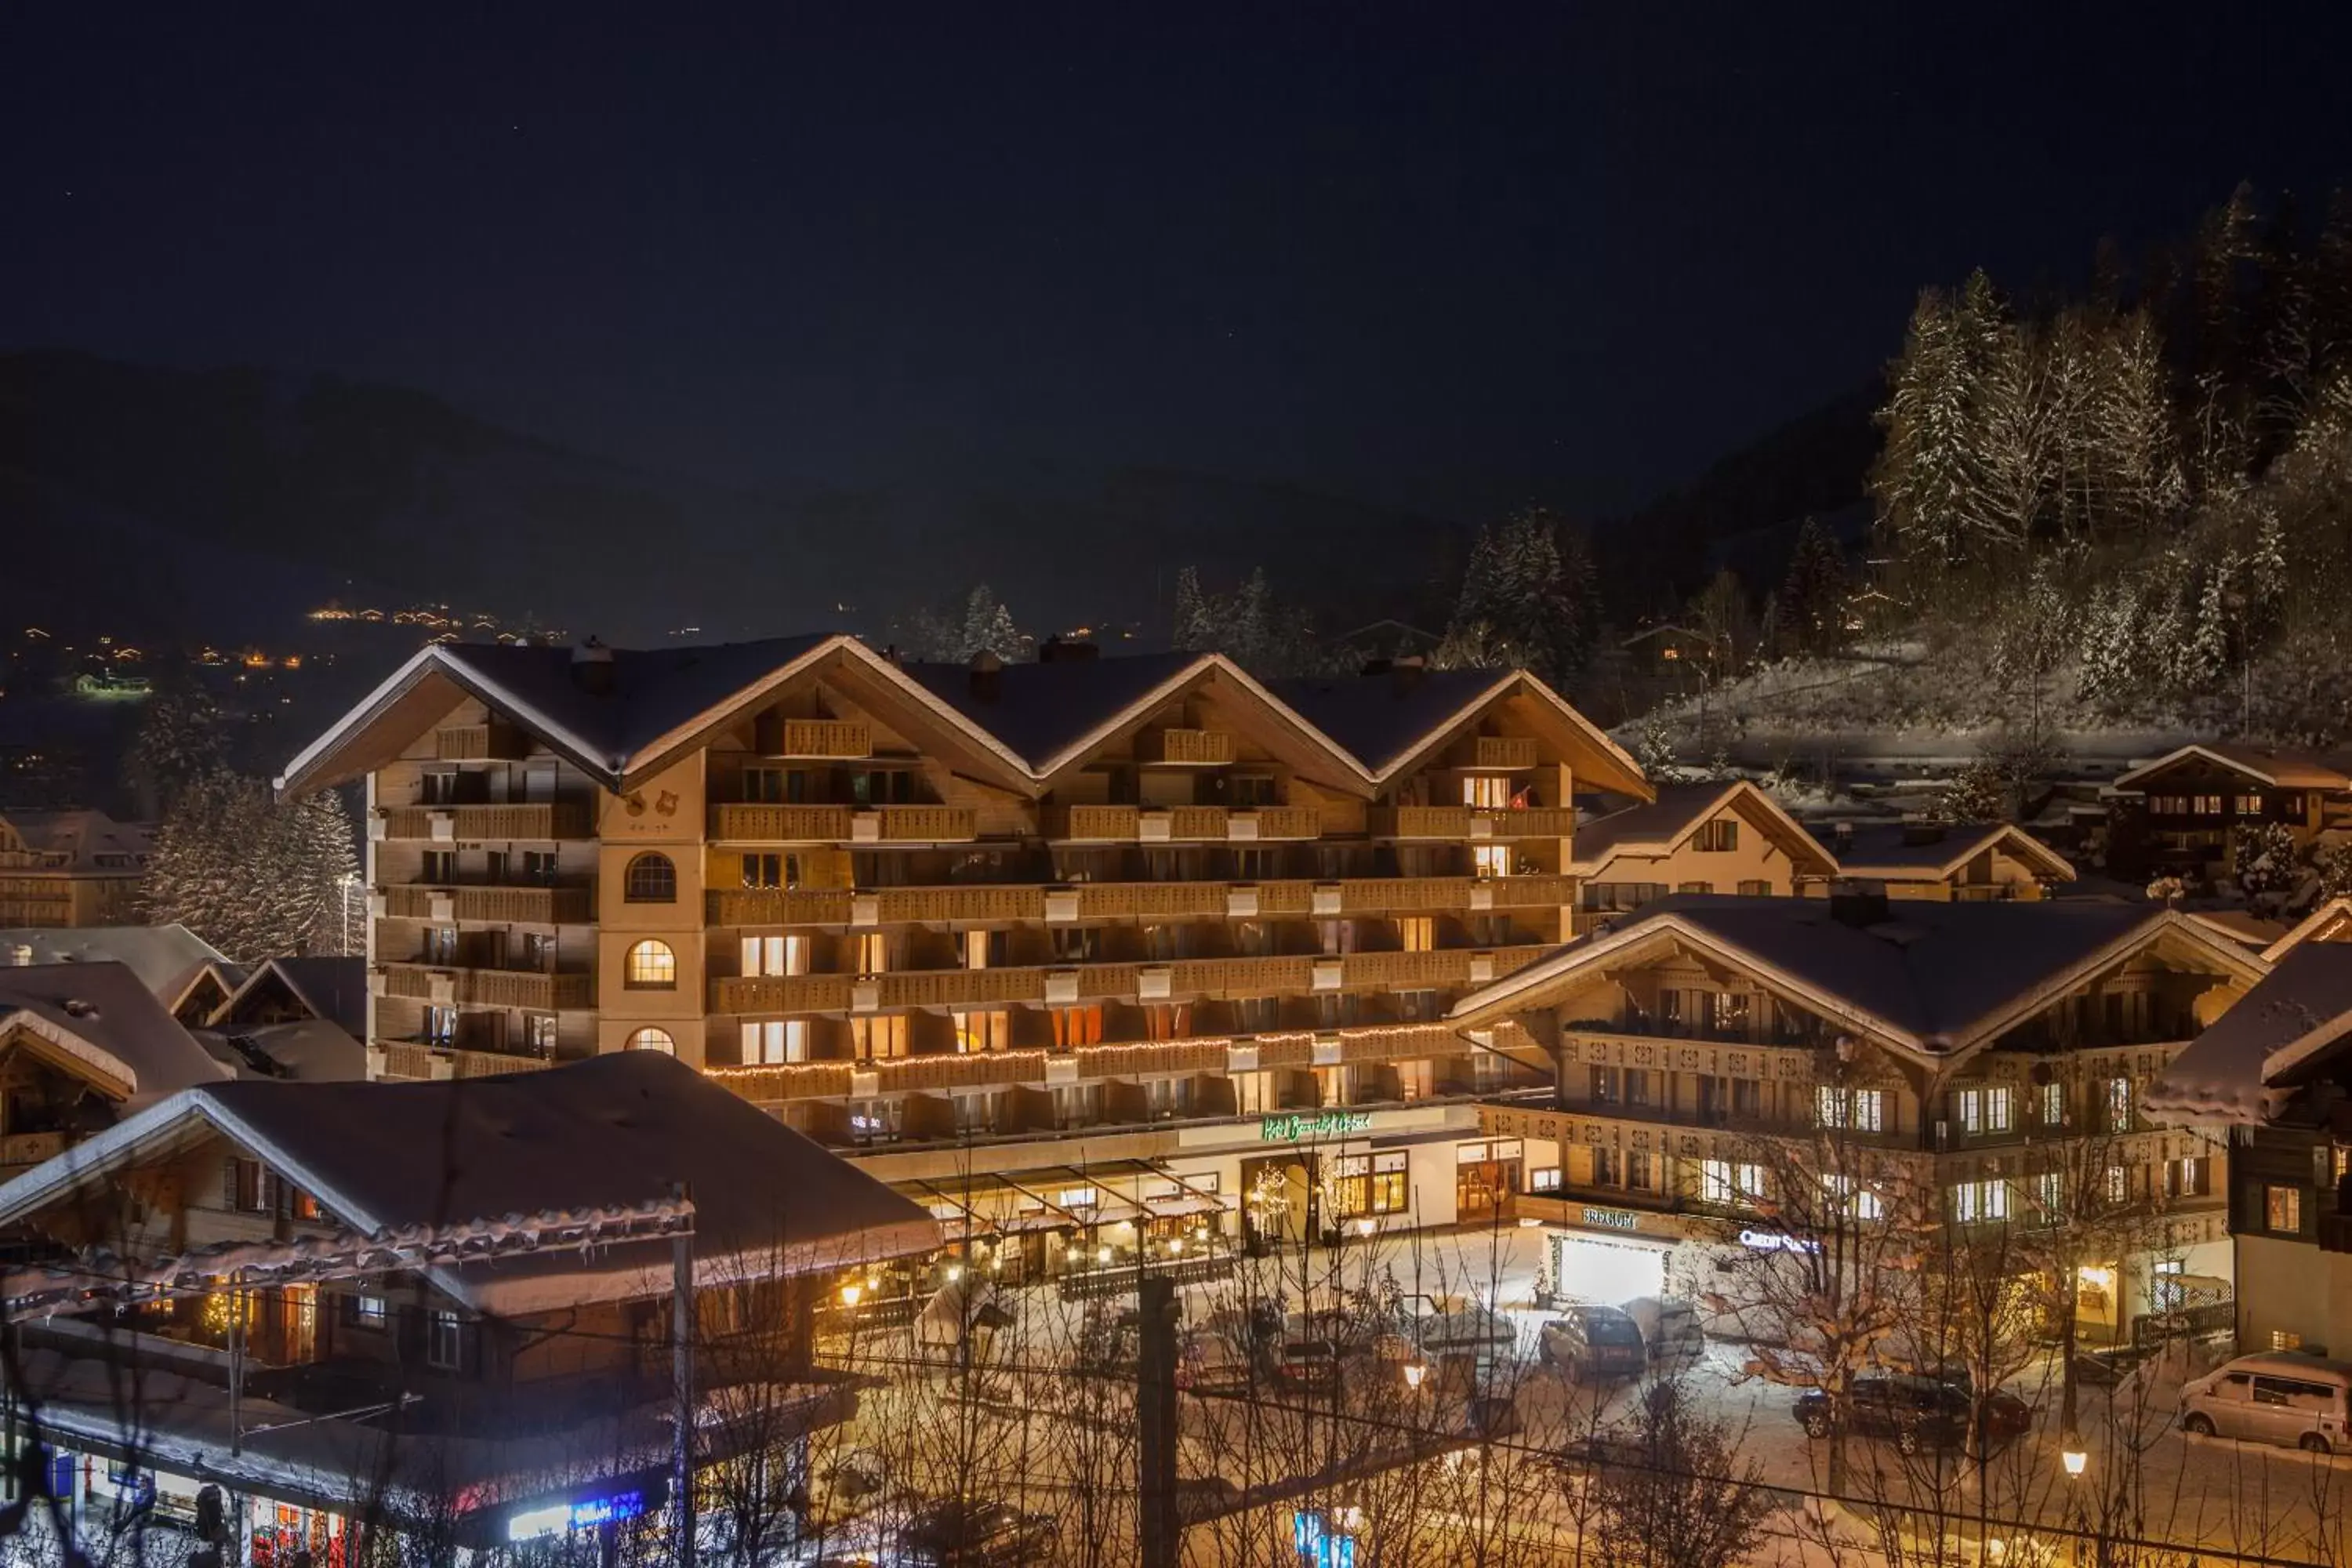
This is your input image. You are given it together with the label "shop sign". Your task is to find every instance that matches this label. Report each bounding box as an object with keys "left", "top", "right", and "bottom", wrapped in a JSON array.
[
  {"left": 1259, "top": 1111, "right": 1372, "bottom": 1143},
  {"left": 1738, "top": 1229, "right": 1820, "bottom": 1254},
  {"left": 1578, "top": 1206, "right": 1642, "bottom": 1232},
  {"left": 507, "top": 1487, "right": 650, "bottom": 1542}
]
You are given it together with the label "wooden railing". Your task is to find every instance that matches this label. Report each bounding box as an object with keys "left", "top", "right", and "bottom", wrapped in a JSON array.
[
  {"left": 1461, "top": 735, "right": 1539, "bottom": 771},
  {"left": 707, "top": 888, "right": 855, "bottom": 925},
  {"left": 0, "top": 1131, "right": 70, "bottom": 1167},
  {"left": 711, "top": 804, "right": 858, "bottom": 841},
  {"left": 377, "top": 803, "right": 591, "bottom": 841},
  {"left": 711, "top": 804, "right": 978, "bottom": 842},
  {"left": 1368, "top": 805, "right": 1577, "bottom": 839},
  {"left": 375, "top": 963, "right": 594, "bottom": 1010},
  {"left": 1044, "top": 804, "right": 1320, "bottom": 842},
  {"left": 380, "top": 884, "right": 593, "bottom": 923},
  {"left": 434, "top": 723, "right": 528, "bottom": 761},
  {"left": 377, "top": 1041, "right": 557, "bottom": 1082},
  {"left": 1146, "top": 728, "right": 1236, "bottom": 765},
  {"left": 779, "top": 719, "right": 871, "bottom": 758},
  {"left": 706, "top": 944, "right": 1550, "bottom": 1016},
  {"left": 703, "top": 873, "right": 1572, "bottom": 929}
]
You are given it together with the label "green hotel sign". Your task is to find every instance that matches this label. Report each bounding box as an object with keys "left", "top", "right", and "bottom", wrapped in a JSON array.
[{"left": 1258, "top": 1112, "right": 1374, "bottom": 1143}]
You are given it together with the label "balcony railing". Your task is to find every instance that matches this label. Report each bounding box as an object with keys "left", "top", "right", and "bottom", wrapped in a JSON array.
[
  {"left": 708, "top": 944, "right": 1547, "bottom": 1015},
  {"left": 378, "top": 1041, "right": 558, "bottom": 1082},
  {"left": 0, "top": 1131, "right": 70, "bottom": 1167},
  {"left": 379, "top": 884, "right": 593, "bottom": 924},
  {"left": 706, "top": 873, "right": 1577, "bottom": 929},
  {"left": 433, "top": 723, "right": 529, "bottom": 761},
  {"left": 706, "top": 1022, "right": 1481, "bottom": 1104},
  {"left": 1044, "top": 804, "right": 1320, "bottom": 842},
  {"left": 1368, "top": 805, "right": 1577, "bottom": 839},
  {"left": 710, "top": 804, "right": 978, "bottom": 843},
  {"left": 1144, "top": 728, "right": 1236, "bottom": 765},
  {"left": 373, "top": 963, "right": 595, "bottom": 1010},
  {"left": 376, "top": 803, "right": 591, "bottom": 842},
  {"left": 1455, "top": 735, "right": 1538, "bottom": 771},
  {"left": 777, "top": 719, "right": 871, "bottom": 758}
]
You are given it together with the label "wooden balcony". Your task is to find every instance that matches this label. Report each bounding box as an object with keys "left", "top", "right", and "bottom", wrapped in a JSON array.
[
  {"left": 379, "top": 884, "right": 593, "bottom": 924},
  {"left": 707, "top": 943, "right": 1550, "bottom": 1017},
  {"left": 434, "top": 723, "right": 529, "bottom": 761},
  {"left": 1044, "top": 804, "right": 1319, "bottom": 842},
  {"left": 1368, "top": 805, "right": 1577, "bottom": 840},
  {"left": 1453, "top": 735, "right": 1539, "bottom": 771},
  {"left": 376, "top": 803, "right": 591, "bottom": 842},
  {"left": 0, "top": 1131, "right": 70, "bottom": 1168},
  {"left": 1143, "top": 728, "right": 1236, "bottom": 766},
  {"left": 378, "top": 1041, "right": 557, "bottom": 1083},
  {"left": 778, "top": 719, "right": 871, "bottom": 758},
  {"left": 710, "top": 804, "right": 978, "bottom": 843},
  {"left": 373, "top": 963, "right": 595, "bottom": 1010}
]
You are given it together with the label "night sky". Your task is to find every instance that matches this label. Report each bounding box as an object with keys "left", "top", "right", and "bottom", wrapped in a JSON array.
[{"left": 11, "top": 5, "right": 2352, "bottom": 524}]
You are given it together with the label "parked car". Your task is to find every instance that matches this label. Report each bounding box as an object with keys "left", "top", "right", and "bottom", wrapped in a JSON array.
[
  {"left": 2180, "top": 1353, "right": 2352, "bottom": 1453},
  {"left": 1276, "top": 1337, "right": 1345, "bottom": 1392},
  {"left": 1621, "top": 1296, "right": 1705, "bottom": 1367},
  {"left": 1793, "top": 1374, "right": 2031, "bottom": 1456},
  {"left": 1541, "top": 1305, "right": 1646, "bottom": 1381},
  {"left": 898, "top": 1497, "right": 1059, "bottom": 1566}
]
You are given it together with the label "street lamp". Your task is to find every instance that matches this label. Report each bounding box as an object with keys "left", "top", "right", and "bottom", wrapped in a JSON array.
[
  {"left": 1403, "top": 1359, "right": 1428, "bottom": 1392},
  {"left": 2060, "top": 1430, "right": 2088, "bottom": 1479},
  {"left": 839, "top": 1281, "right": 864, "bottom": 1308},
  {"left": 1355, "top": 1216, "right": 1377, "bottom": 1239}
]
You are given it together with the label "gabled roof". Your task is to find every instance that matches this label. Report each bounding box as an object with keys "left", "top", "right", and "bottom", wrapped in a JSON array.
[
  {"left": 0, "top": 924, "right": 230, "bottom": 1004},
  {"left": 1811, "top": 821, "right": 2075, "bottom": 883},
  {"left": 1269, "top": 668, "right": 1650, "bottom": 798},
  {"left": 2262, "top": 896, "right": 2352, "bottom": 964},
  {"left": 1571, "top": 781, "right": 1836, "bottom": 878},
  {"left": 0, "top": 1051, "right": 938, "bottom": 1312},
  {"left": 281, "top": 635, "right": 1646, "bottom": 804},
  {"left": 2143, "top": 943, "right": 2352, "bottom": 1126},
  {"left": 1452, "top": 895, "right": 2261, "bottom": 1065},
  {"left": 210, "top": 956, "right": 368, "bottom": 1037},
  {"left": 194, "top": 1018, "right": 368, "bottom": 1083},
  {"left": 0, "top": 962, "right": 231, "bottom": 1103},
  {"left": 2113, "top": 742, "right": 2352, "bottom": 793},
  {"left": 0, "top": 809, "right": 152, "bottom": 873},
  {"left": 169, "top": 959, "right": 250, "bottom": 1022},
  {"left": 2185, "top": 909, "right": 2289, "bottom": 951}
]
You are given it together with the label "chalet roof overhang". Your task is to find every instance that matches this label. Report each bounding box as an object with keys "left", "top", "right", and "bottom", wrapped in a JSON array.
[
  {"left": 2111, "top": 743, "right": 2350, "bottom": 794},
  {"left": 1373, "top": 672, "right": 1651, "bottom": 801},
  {"left": 1836, "top": 824, "right": 2078, "bottom": 884},
  {"left": 0, "top": 1090, "right": 939, "bottom": 1315},
  {"left": 0, "top": 1014, "right": 138, "bottom": 1101},
  {"left": 1449, "top": 908, "right": 2265, "bottom": 1074},
  {"left": 2263, "top": 897, "right": 2352, "bottom": 964},
  {"left": 1570, "top": 781, "right": 1836, "bottom": 879}
]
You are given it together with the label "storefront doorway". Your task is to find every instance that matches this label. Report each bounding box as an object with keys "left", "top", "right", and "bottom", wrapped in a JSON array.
[
  {"left": 1241, "top": 1155, "right": 1313, "bottom": 1252},
  {"left": 1455, "top": 1138, "right": 1523, "bottom": 1221}
]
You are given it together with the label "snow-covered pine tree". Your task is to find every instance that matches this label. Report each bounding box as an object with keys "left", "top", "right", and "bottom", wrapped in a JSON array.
[
  {"left": 1170, "top": 567, "right": 1216, "bottom": 652},
  {"left": 957, "top": 585, "right": 1033, "bottom": 662},
  {"left": 142, "top": 768, "right": 360, "bottom": 960},
  {"left": 126, "top": 684, "right": 231, "bottom": 819},
  {"left": 1777, "top": 517, "right": 1850, "bottom": 657},
  {"left": 1871, "top": 286, "right": 1976, "bottom": 578},
  {"left": 2074, "top": 579, "right": 2144, "bottom": 713},
  {"left": 1965, "top": 295, "right": 2056, "bottom": 554},
  {"left": 2090, "top": 311, "right": 2184, "bottom": 537}
]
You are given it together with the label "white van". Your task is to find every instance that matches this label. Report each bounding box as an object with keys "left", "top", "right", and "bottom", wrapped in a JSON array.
[{"left": 2180, "top": 1353, "right": 2352, "bottom": 1453}]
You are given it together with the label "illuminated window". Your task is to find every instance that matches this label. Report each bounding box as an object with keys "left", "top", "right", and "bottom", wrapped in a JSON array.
[
  {"left": 1398, "top": 917, "right": 1434, "bottom": 953},
  {"left": 2040, "top": 1081, "right": 2066, "bottom": 1125},
  {"left": 740, "top": 935, "right": 808, "bottom": 978},
  {"left": 1472, "top": 844, "right": 1512, "bottom": 879},
  {"left": 2267, "top": 1184, "right": 2303, "bottom": 1234},
  {"left": 953, "top": 1010, "right": 1009, "bottom": 1052},
  {"left": 855, "top": 933, "right": 890, "bottom": 975},
  {"left": 426, "top": 1310, "right": 464, "bottom": 1370},
  {"left": 739, "top": 1020, "right": 806, "bottom": 1065},
  {"left": 2107, "top": 1076, "right": 2134, "bottom": 1133},
  {"left": 1052, "top": 1005, "right": 1104, "bottom": 1049},
  {"left": 627, "top": 1027, "right": 676, "bottom": 1055},
  {"left": 1462, "top": 775, "right": 1512, "bottom": 808},
  {"left": 1955, "top": 1085, "right": 2012, "bottom": 1135},
  {"left": 742, "top": 853, "right": 800, "bottom": 889},
  {"left": 625, "top": 940, "right": 676, "bottom": 989},
  {"left": 1951, "top": 1179, "right": 2010, "bottom": 1223},
  {"left": 851, "top": 1014, "right": 909, "bottom": 1060},
  {"left": 623, "top": 852, "right": 677, "bottom": 903}
]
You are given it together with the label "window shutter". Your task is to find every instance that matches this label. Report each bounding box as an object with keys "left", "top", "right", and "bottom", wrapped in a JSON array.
[{"left": 222, "top": 1158, "right": 239, "bottom": 1208}]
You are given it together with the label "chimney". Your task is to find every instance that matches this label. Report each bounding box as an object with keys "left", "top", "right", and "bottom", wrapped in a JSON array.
[
  {"left": 1039, "top": 634, "right": 1099, "bottom": 664},
  {"left": 1828, "top": 879, "right": 1890, "bottom": 928},
  {"left": 1389, "top": 654, "right": 1428, "bottom": 695},
  {"left": 571, "top": 637, "right": 615, "bottom": 696},
  {"left": 968, "top": 649, "right": 1004, "bottom": 701}
]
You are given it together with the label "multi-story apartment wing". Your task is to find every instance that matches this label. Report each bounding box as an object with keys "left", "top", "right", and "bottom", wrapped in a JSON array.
[
  {"left": 1454, "top": 890, "right": 2262, "bottom": 1341},
  {"left": 0, "top": 808, "right": 153, "bottom": 926},
  {"left": 278, "top": 637, "right": 1648, "bottom": 1287}
]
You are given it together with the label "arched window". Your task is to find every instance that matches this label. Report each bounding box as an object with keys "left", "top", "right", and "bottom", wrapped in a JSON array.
[
  {"left": 627, "top": 1027, "right": 676, "bottom": 1055},
  {"left": 624, "top": 851, "right": 677, "bottom": 903},
  {"left": 625, "top": 939, "right": 677, "bottom": 989}
]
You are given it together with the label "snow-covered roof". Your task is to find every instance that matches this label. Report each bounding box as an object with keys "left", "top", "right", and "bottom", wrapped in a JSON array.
[
  {"left": 210, "top": 954, "right": 368, "bottom": 1036},
  {"left": 2263, "top": 898, "right": 2352, "bottom": 964},
  {"left": 0, "top": 808, "right": 152, "bottom": 873},
  {"left": 194, "top": 1017, "right": 368, "bottom": 1083},
  {"left": 280, "top": 635, "right": 1651, "bottom": 803},
  {"left": 2112, "top": 742, "right": 2352, "bottom": 793},
  {"left": 1809, "top": 821, "right": 2075, "bottom": 883},
  {"left": 2142, "top": 944, "right": 2352, "bottom": 1126},
  {"left": 0, "top": 960, "right": 231, "bottom": 1103},
  {"left": 1453, "top": 895, "right": 2261, "bottom": 1065},
  {"left": 1570, "top": 781, "right": 1835, "bottom": 878},
  {"left": 0, "top": 1051, "right": 938, "bottom": 1312},
  {"left": 0, "top": 923, "right": 230, "bottom": 1004},
  {"left": 2186, "top": 909, "right": 2290, "bottom": 950}
]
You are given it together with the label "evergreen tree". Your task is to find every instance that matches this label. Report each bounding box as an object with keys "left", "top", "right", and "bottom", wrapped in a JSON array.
[
  {"left": 1777, "top": 518, "right": 1850, "bottom": 657},
  {"left": 1872, "top": 287, "right": 1976, "bottom": 574},
  {"left": 1170, "top": 567, "right": 1215, "bottom": 652},
  {"left": 127, "top": 684, "right": 230, "bottom": 819},
  {"left": 957, "top": 585, "right": 1033, "bottom": 662},
  {"left": 141, "top": 769, "right": 358, "bottom": 960},
  {"left": 1443, "top": 507, "right": 1599, "bottom": 684}
]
